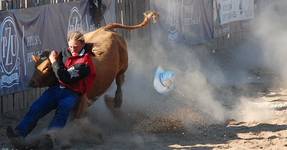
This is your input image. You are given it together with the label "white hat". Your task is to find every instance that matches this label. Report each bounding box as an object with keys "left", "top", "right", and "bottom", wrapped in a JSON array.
[{"left": 153, "top": 66, "right": 175, "bottom": 94}]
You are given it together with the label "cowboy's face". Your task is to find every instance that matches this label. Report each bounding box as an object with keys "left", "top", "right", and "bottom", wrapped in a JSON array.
[{"left": 68, "top": 39, "right": 84, "bottom": 56}]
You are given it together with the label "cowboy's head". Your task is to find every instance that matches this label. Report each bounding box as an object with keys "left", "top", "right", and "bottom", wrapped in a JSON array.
[{"left": 67, "top": 31, "right": 85, "bottom": 56}]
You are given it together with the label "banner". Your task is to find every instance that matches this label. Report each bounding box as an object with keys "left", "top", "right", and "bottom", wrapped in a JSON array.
[
  {"left": 214, "top": 0, "right": 254, "bottom": 25},
  {"left": 150, "top": 0, "right": 213, "bottom": 46},
  {"left": 0, "top": 0, "right": 98, "bottom": 95}
]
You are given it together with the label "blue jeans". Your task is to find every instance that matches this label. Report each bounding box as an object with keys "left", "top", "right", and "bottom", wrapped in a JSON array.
[{"left": 16, "top": 86, "right": 79, "bottom": 137}]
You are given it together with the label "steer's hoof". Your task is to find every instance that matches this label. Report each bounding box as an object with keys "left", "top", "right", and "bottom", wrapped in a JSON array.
[
  {"left": 114, "top": 97, "right": 122, "bottom": 108},
  {"left": 104, "top": 95, "right": 115, "bottom": 109}
]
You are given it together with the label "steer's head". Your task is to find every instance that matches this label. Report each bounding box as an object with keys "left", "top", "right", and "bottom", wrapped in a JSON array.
[{"left": 29, "top": 51, "right": 58, "bottom": 88}]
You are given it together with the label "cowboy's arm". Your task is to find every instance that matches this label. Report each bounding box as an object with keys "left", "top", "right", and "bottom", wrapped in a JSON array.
[{"left": 49, "top": 51, "right": 90, "bottom": 84}]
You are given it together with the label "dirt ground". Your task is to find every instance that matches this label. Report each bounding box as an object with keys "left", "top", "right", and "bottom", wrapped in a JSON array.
[{"left": 0, "top": 87, "right": 287, "bottom": 150}]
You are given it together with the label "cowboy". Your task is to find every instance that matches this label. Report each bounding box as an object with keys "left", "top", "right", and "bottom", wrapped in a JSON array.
[{"left": 6, "top": 31, "right": 96, "bottom": 149}]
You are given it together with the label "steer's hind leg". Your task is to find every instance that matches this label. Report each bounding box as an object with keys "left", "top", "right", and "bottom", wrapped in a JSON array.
[
  {"left": 104, "top": 72, "right": 125, "bottom": 109},
  {"left": 114, "top": 72, "right": 125, "bottom": 108},
  {"left": 104, "top": 72, "right": 125, "bottom": 120}
]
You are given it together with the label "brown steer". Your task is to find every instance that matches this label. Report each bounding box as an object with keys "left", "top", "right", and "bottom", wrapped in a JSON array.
[{"left": 29, "top": 11, "right": 159, "bottom": 115}]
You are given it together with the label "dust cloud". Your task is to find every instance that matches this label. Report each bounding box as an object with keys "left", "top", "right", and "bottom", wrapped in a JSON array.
[
  {"left": 251, "top": 0, "right": 287, "bottom": 87},
  {"left": 231, "top": 97, "right": 274, "bottom": 122},
  {"left": 227, "top": 0, "right": 287, "bottom": 122},
  {"left": 124, "top": 43, "right": 227, "bottom": 125},
  {"left": 120, "top": 0, "right": 287, "bottom": 129},
  {"left": 48, "top": 0, "right": 287, "bottom": 146}
]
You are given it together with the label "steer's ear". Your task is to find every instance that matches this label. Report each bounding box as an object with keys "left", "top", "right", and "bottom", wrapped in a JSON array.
[{"left": 32, "top": 55, "right": 40, "bottom": 63}]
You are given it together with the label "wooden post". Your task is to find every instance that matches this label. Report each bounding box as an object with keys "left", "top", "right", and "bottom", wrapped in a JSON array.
[
  {"left": 2, "top": 94, "right": 14, "bottom": 113},
  {"left": 13, "top": 92, "right": 21, "bottom": 111},
  {"left": 25, "top": 0, "right": 28, "bottom": 8}
]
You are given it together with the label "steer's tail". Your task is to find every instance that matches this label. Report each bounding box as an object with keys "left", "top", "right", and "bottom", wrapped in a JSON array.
[{"left": 103, "top": 10, "right": 159, "bottom": 31}]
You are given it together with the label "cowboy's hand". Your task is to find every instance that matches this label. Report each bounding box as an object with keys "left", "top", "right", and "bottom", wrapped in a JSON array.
[{"left": 49, "top": 50, "right": 58, "bottom": 64}]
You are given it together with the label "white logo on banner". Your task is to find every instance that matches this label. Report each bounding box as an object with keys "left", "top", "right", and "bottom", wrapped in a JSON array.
[
  {"left": 68, "top": 7, "right": 83, "bottom": 33},
  {"left": 0, "top": 16, "right": 20, "bottom": 88}
]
